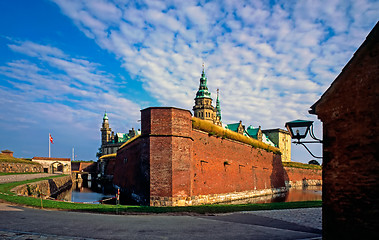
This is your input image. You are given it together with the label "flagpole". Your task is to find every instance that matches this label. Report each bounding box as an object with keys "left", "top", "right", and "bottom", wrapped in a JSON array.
[{"left": 49, "top": 133, "right": 51, "bottom": 158}]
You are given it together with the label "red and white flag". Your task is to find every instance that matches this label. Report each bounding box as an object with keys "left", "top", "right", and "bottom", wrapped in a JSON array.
[{"left": 49, "top": 134, "right": 54, "bottom": 144}]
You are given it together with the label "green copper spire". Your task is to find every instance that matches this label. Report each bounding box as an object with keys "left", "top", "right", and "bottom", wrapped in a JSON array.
[
  {"left": 195, "top": 64, "right": 211, "bottom": 99},
  {"left": 103, "top": 111, "right": 108, "bottom": 120},
  {"left": 216, "top": 89, "right": 221, "bottom": 120}
]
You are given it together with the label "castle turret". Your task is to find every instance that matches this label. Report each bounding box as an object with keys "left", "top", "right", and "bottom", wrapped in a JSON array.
[
  {"left": 193, "top": 65, "right": 215, "bottom": 122},
  {"left": 101, "top": 112, "right": 112, "bottom": 145},
  {"left": 215, "top": 88, "right": 222, "bottom": 125}
]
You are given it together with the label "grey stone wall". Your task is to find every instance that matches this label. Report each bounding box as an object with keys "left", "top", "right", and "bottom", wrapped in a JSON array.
[
  {"left": 0, "top": 162, "right": 43, "bottom": 173},
  {"left": 13, "top": 175, "right": 72, "bottom": 198}
]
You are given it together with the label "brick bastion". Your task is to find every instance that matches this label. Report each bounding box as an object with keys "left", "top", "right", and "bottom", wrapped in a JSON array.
[{"left": 113, "top": 107, "right": 322, "bottom": 206}]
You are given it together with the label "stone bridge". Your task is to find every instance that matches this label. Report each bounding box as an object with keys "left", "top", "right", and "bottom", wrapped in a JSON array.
[{"left": 32, "top": 157, "right": 71, "bottom": 174}]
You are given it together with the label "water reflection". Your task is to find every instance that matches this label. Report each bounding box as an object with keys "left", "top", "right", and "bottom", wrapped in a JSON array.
[
  {"left": 56, "top": 180, "right": 115, "bottom": 204},
  {"left": 226, "top": 185, "right": 322, "bottom": 205}
]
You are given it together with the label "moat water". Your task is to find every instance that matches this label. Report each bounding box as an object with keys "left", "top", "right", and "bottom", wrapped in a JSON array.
[
  {"left": 55, "top": 180, "right": 322, "bottom": 205},
  {"left": 55, "top": 180, "right": 116, "bottom": 204}
]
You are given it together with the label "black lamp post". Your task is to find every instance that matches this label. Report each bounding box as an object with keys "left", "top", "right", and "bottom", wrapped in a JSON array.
[{"left": 285, "top": 119, "right": 323, "bottom": 159}]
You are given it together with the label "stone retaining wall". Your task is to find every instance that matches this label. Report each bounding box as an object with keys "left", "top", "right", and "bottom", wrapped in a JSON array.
[
  {"left": 0, "top": 162, "right": 43, "bottom": 173},
  {"left": 150, "top": 187, "right": 288, "bottom": 206},
  {"left": 12, "top": 175, "right": 72, "bottom": 198},
  {"left": 286, "top": 179, "right": 322, "bottom": 188}
]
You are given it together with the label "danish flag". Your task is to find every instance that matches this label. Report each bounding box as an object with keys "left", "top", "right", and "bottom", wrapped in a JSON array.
[{"left": 49, "top": 134, "right": 54, "bottom": 144}]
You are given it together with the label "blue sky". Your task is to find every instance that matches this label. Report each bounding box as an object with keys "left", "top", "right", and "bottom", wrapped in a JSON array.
[{"left": 0, "top": 0, "right": 377, "bottom": 162}]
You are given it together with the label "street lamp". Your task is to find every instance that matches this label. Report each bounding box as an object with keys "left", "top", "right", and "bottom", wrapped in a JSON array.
[{"left": 285, "top": 119, "right": 323, "bottom": 159}]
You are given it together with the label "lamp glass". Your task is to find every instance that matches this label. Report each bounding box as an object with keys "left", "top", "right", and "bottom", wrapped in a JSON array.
[
  {"left": 285, "top": 119, "right": 313, "bottom": 140},
  {"left": 292, "top": 126, "right": 308, "bottom": 138}
]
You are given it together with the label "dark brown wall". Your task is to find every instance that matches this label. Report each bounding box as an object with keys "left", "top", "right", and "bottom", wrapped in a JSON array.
[
  {"left": 311, "top": 22, "right": 379, "bottom": 239},
  {"left": 113, "top": 137, "right": 150, "bottom": 204}
]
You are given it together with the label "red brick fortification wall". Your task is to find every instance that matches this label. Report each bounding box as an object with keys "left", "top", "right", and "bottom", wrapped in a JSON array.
[
  {"left": 114, "top": 107, "right": 322, "bottom": 206},
  {"left": 141, "top": 107, "right": 290, "bottom": 206},
  {"left": 144, "top": 107, "right": 193, "bottom": 206},
  {"left": 145, "top": 107, "right": 288, "bottom": 206},
  {"left": 190, "top": 129, "right": 286, "bottom": 205},
  {"left": 283, "top": 167, "right": 322, "bottom": 187},
  {"left": 113, "top": 136, "right": 150, "bottom": 205}
]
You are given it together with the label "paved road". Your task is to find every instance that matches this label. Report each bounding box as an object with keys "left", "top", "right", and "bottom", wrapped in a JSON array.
[
  {"left": 0, "top": 202, "right": 322, "bottom": 240},
  {"left": 0, "top": 173, "right": 55, "bottom": 184}
]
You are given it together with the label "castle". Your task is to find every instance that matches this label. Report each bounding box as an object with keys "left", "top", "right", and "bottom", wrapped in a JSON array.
[
  {"left": 99, "top": 67, "right": 291, "bottom": 162},
  {"left": 192, "top": 67, "right": 222, "bottom": 125},
  {"left": 99, "top": 112, "right": 140, "bottom": 157},
  {"left": 192, "top": 67, "right": 292, "bottom": 162}
]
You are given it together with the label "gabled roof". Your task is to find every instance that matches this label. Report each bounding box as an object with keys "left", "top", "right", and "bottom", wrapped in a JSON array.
[
  {"left": 116, "top": 133, "right": 129, "bottom": 142},
  {"left": 225, "top": 123, "right": 240, "bottom": 132},
  {"left": 246, "top": 126, "right": 259, "bottom": 138},
  {"left": 262, "top": 134, "right": 276, "bottom": 147}
]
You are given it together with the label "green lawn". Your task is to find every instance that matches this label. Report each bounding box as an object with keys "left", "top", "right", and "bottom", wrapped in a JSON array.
[
  {"left": 0, "top": 175, "right": 321, "bottom": 214},
  {"left": 0, "top": 172, "right": 41, "bottom": 176}
]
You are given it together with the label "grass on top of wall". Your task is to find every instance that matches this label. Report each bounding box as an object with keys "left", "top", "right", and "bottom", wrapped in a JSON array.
[
  {"left": 0, "top": 176, "right": 321, "bottom": 214},
  {"left": 282, "top": 161, "right": 322, "bottom": 170},
  {"left": 0, "top": 154, "right": 40, "bottom": 165},
  {"left": 192, "top": 117, "right": 281, "bottom": 155}
]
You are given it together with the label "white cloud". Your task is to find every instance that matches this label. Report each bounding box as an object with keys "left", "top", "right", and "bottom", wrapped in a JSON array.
[
  {"left": 0, "top": 41, "right": 141, "bottom": 142},
  {"left": 9, "top": 41, "right": 66, "bottom": 58},
  {"left": 49, "top": 0, "right": 377, "bottom": 130}
]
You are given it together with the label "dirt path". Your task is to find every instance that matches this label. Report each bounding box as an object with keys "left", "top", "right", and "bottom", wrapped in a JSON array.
[{"left": 0, "top": 173, "right": 56, "bottom": 184}]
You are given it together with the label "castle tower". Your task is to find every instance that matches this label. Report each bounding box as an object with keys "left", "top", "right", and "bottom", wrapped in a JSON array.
[
  {"left": 101, "top": 112, "right": 112, "bottom": 145},
  {"left": 193, "top": 65, "right": 216, "bottom": 122},
  {"left": 214, "top": 89, "right": 222, "bottom": 126}
]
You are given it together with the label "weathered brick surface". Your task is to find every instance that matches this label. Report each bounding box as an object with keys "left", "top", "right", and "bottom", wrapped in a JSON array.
[
  {"left": 144, "top": 108, "right": 193, "bottom": 199},
  {"left": 283, "top": 167, "right": 322, "bottom": 187},
  {"left": 113, "top": 137, "right": 149, "bottom": 205},
  {"left": 141, "top": 107, "right": 192, "bottom": 137},
  {"left": 311, "top": 23, "right": 379, "bottom": 239},
  {"left": 114, "top": 107, "right": 321, "bottom": 206},
  {"left": 192, "top": 129, "right": 286, "bottom": 195}
]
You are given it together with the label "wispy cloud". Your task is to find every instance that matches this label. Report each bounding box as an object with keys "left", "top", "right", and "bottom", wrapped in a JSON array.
[
  {"left": 51, "top": 0, "right": 378, "bottom": 129},
  {"left": 1, "top": 0, "right": 377, "bottom": 160},
  {"left": 0, "top": 40, "right": 141, "bottom": 142}
]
